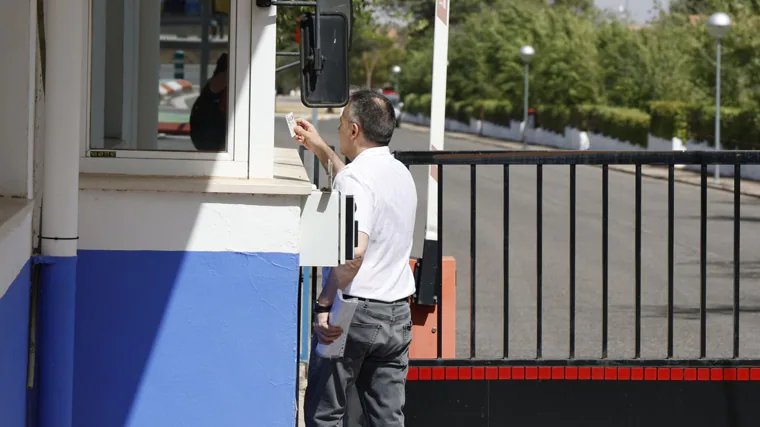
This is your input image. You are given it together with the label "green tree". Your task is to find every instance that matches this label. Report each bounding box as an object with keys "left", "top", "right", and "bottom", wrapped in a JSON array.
[
  {"left": 450, "top": 1, "right": 601, "bottom": 107},
  {"left": 550, "top": 0, "right": 595, "bottom": 14},
  {"left": 398, "top": 38, "right": 434, "bottom": 99},
  {"left": 670, "top": 0, "right": 760, "bottom": 15},
  {"left": 596, "top": 21, "right": 648, "bottom": 107},
  {"left": 398, "top": 0, "right": 501, "bottom": 38},
  {"left": 349, "top": 24, "right": 404, "bottom": 88},
  {"left": 685, "top": 6, "right": 760, "bottom": 108}
]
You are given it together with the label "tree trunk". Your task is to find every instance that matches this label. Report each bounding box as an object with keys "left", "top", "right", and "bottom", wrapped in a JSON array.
[{"left": 363, "top": 52, "right": 381, "bottom": 90}]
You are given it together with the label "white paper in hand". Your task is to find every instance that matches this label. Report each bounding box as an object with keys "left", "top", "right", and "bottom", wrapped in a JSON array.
[
  {"left": 286, "top": 112, "right": 297, "bottom": 138},
  {"left": 315, "top": 291, "right": 359, "bottom": 359}
]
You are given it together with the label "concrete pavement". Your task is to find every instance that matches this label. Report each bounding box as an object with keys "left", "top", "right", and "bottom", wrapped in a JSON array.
[{"left": 276, "top": 116, "right": 760, "bottom": 363}]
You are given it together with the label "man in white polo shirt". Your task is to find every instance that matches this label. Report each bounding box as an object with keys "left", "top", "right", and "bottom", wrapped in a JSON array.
[{"left": 293, "top": 89, "right": 417, "bottom": 427}]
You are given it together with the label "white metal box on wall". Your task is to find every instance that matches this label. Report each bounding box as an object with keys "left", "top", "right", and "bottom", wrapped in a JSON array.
[{"left": 299, "top": 190, "right": 357, "bottom": 267}]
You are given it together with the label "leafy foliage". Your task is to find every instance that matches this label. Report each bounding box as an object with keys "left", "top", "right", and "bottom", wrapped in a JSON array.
[
  {"left": 275, "top": 1, "right": 403, "bottom": 92},
  {"left": 273, "top": 0, "right": 760, "bottom": 150},
  {"left": 389, "top": 0, "right": 760, "bottom": 149}
]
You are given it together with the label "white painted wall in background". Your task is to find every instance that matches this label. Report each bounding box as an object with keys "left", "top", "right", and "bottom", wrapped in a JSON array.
[{"left": 400, "top": 112, "right": 760, "bottom": 181}]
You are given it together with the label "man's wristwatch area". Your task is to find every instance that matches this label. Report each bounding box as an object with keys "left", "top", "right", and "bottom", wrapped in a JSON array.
[{"left": 313, "top": 302, "right": 332, "bottom": 313}]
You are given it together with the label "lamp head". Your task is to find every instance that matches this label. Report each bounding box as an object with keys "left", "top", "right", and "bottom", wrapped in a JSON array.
[
  {"left": 519, "top": 45, "right": 535, "bottom": 63},
  {"left": 707, "top": 12, "right": 732, "bottom": 39}
]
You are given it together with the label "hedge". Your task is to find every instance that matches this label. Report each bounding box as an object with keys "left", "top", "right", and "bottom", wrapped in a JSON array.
[
  {"left": 583, "top": 106, "right": 650, "bottom": 147},
  {"left": 535, "top": 104, "right": 570, "bottom": 135},
  {"left": 403, "top": 94, "right": 760, "bottom": 150},
  {"left": 649, "top": 101, "right": 760, "bottom": 150},
  {"left": 649, "top": 101, "right": 691, "bottom": 141}
]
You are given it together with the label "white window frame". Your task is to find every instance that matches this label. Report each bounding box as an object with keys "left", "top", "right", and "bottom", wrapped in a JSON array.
[{"left": 83, "top": 0, "right": 259, "bottom": 178}]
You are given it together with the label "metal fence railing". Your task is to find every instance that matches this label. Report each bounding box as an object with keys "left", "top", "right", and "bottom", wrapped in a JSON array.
[{"left": 394, "top": 150, "right": 760, "bottom": 366}]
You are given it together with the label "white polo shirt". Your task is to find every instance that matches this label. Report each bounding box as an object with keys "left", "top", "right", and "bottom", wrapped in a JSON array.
[{"left": 331, "top": 146, "right": 417, "bottom": 302}]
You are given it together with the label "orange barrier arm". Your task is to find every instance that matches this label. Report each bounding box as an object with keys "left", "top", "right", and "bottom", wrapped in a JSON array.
[{"left": 408, "top": 257, "right": 456, "bottom": 359}]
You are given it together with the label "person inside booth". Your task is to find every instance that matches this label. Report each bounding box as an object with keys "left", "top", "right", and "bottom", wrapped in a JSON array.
[{"left": 189, "top": 53, "right": 228, "bottom": 151}]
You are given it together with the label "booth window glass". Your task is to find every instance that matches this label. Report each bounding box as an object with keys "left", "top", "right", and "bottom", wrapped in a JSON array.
[{"left": 90, "top": 0, "right": 232, "bottom": 153}]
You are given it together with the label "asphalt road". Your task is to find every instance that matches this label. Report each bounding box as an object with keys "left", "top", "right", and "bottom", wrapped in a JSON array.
[{"left": 275, "top": 116, "right": 760, "bottom": 361}]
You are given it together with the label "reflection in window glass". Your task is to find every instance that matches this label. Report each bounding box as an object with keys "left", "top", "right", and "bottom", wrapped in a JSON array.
[
  {"left": 90, "top": 0, "right": 231, "bottom": 152},
  {"left": 159, "top": 0, "right": 230, "bottom": 152}
]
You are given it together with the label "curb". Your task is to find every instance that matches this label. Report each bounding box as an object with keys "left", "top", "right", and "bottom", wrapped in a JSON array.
[{"left": 400, "top": 121, "right": 760, "bottom": 199}]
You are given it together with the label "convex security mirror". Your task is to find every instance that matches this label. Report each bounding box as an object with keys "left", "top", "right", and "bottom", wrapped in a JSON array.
[
  {"left": 299, "top": 11, "right": 350, "bottom": 108},
  {"left": 315, "top": 0, "right": 354, "bottom": 50},
  {"left": 258, "top": 0, "right": 353, "bottom": 108}
]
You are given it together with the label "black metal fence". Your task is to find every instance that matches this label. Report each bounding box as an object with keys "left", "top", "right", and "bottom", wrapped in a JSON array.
[{"left": 394, "top": 149, "right": 760, "bottom": 365}]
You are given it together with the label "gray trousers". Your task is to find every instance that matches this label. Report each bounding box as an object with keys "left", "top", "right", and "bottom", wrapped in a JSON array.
[{"left": 304, "top": 298, "right": 412, "bottom": 427}]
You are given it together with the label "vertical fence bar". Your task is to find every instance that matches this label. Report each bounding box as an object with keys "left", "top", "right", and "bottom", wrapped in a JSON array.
[
  {"left": 635, "top": 164, "right": 642, "bottom": 359},
  {"left": 311, "top": 144, "right": 322, "bottom": 343},
  {"left": 602, "top": 165, "right": 609, "bottom": 359},
  {"left": 470, "top": 164, "right": 477, "bottom": 359},
  {"left": 734, "top": 164, "right": 741, "bottom": 359},
  {"left": 536, "top": 164, "right": 543, "bottom": 359},
  {"left": 310, "top": 266, "right": 317, "bottom": 330},
  {"left": 437, "top": 164, "right": 444, "bottom": 359},
  {"left": 503, "top": 165, "right": 510, "bottom": 359},
  {"left": 299, "top": 267, "right": 312, "bottom": 363},
  {"left": 700, "top": 164, "right": 707, "bottom": 359},
  {"left": 667, "top": 165, "right": 675, "bottom": 359},
  {"left": 296, "top": 268, "right": 303, "bottom": 362},
  {"left": 569, "top": 164, "right": 576, "bottom": 359}
]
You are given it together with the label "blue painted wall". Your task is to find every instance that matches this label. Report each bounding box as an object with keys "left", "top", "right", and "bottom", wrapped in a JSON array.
[
  {"left": 0, "top": 259, "right": 31, "bottom": 427},
  {"left": 73, "top": 250, "right": 300, "bottom": 427}
]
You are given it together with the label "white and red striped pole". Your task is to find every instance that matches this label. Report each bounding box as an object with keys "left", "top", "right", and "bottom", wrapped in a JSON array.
[
  {"left": 424, "top": 0, "right": 450, "bottom": 243},
  {"left": 416, "top": 0, "right": 451, "bottom": 307}
]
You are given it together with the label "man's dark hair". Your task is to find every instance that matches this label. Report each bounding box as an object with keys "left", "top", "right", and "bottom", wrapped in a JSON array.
[{"left": 346, "top": 89, "right": 396, "bottom": 146}]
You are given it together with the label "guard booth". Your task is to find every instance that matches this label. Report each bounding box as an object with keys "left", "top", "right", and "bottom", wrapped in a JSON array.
[
  {"left": 0, "top": 1, "right": 354, "bottom": 426},
  {"left": 393, "top": 149, "right": 760, "bottom": 427}
]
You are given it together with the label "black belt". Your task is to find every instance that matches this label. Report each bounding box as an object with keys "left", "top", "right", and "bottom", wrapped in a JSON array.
[{"left": 343, "top": 295, "right": 409, "bottom": 304}]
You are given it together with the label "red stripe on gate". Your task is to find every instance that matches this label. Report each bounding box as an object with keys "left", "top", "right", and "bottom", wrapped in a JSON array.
[
  {"left": 738, "top": 368, "right": 749, "bottom": 380},
  {"left": 433, "top": 367, "right": 445, "bottom": 380},
  {"left": 606, "top": 368, "right": 617, "bottom": 380},
  {"left": 724, "top": 369, "right": 736, "bottom": 381},
  {"left": 445, "top": 367, "right": 457, "bottom": 380},
  {"left": 552, "top": 367, "right": 564, "bottom": 379},
  {"left": 472, "top": 367, "right": 485, "bottom": 380},
  {"left": 671, "top": 368, "right": 684, "bottom": 380},
  {"left": 618, "top": 368, "right": 630, "bottom": 380},
  {"left": 539, "top": 367, "right": 551, "bottom": 380},
  {"left": 592, "top": 367, "right": 604, "bottom": 380},
  {"left": 485, "top": 367, "right": 498, "bottom": 380},
  {"left": 460, "top": 367, "right": 472, "bottom": 380},
  {"left": 526, "top": 367, "right": 538, "bottom": 380},
  {"left": 419, "top": 368, "right": 431, "bottom": 380},
  {"left": 752, "top": 368, "right": 760, "bottom": 380},
  {"left": 406, "top": 366, "right": 760, "bottom": 381},
  {"left": 565, "top": 367, "right": 577, "bottom": 380}
]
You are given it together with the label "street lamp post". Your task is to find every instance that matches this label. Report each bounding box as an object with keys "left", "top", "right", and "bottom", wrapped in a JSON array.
[
  {"left": 392, "top": 65, "right": 401, "bottom": 94},
  {"left": 707, "top": 12, "right": 731, "bottom": 184},
  {"left": 519, "top": 45, "right": 535, "bottom": 149}
]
